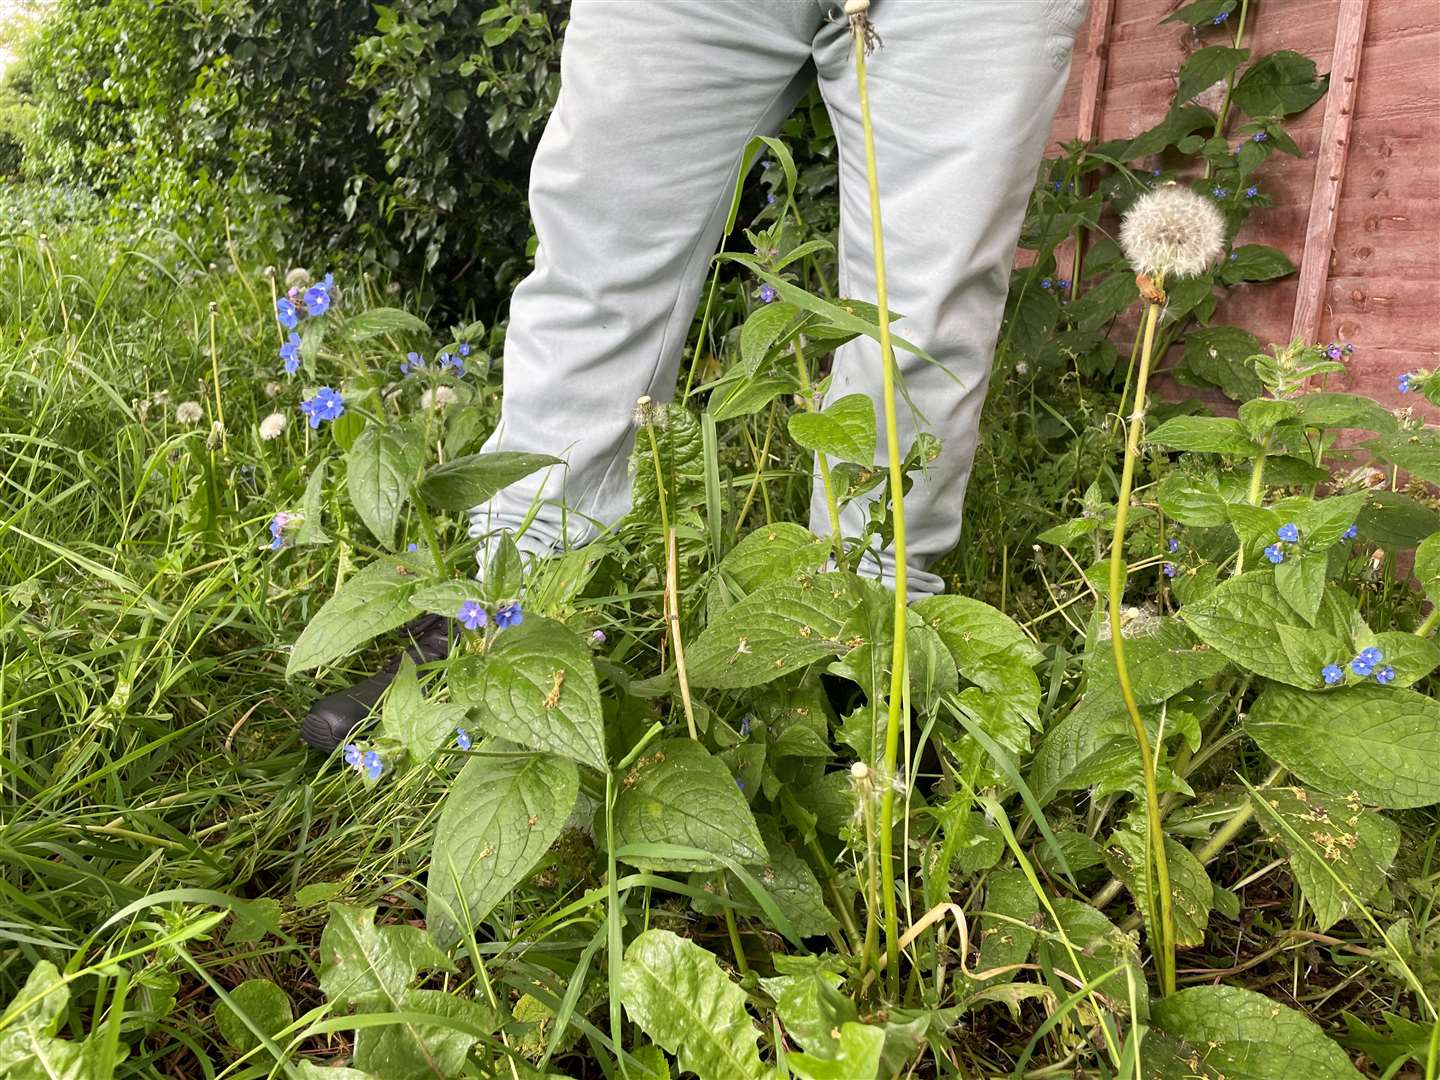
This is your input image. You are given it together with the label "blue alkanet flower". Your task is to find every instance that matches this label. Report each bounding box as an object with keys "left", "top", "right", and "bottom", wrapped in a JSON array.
[
  {"left": 1041, "top": 277, "right": 1053, "bottom": 289},
  {"left": 276, "top": 297, "right": 299, "bottom": 329},
  {"left": 304, "top": 274, "right": 334, "bottom": 316},
  {"left": 455, "top": 727, "right": 472, "bottom": 751},
  {"left": 1350, "top": 656, "right": 1373, "bottom": 677},
  {"left": 1252, "top": 131, "right": 1268, "bottom": 142},
  {"left": 740, "top": 715, "right": 752, "bottom": 738},
  {"left": 1212, "top": 10, "right": 1229, "bottom": 23},
  {"left": 1168, "top": 537, "right": 1179, "bottom": 553},
  {"left": 1057, "top": 278, "right": 1071, "bottom": 291},
  {"left": 407, "top": 542, "right": 419, "bottom": 553},
  {"left": 362, "top": 750, "right": 384, "bottom": 781},
  {"left": 1245, "top": 186, "right": 1259, "bottom": 198},
  {"left": 1264, "top": 543, "right": 1285, "bottom": 564},
  {"left": 1341, "top": 524, "right": 1358, "bottom": 540},
  {"left": 590, "top": 629, "right": 606, "bottom": 646},
  {"left": 766, "top": 192, "right": 776, "bottom": 205},
  {"left": 1163, "top": 562, "right": 1176, "bottom": 578},
  {"left": 1321, "top": 664, "right": 1344, "bottom": 685},
  {"left": 280, "top": 332, "right": 302, "bottom": 375},
  {"left": 759, "top": 284, "right": 777, "bottom": 304},
  {"left": 495, "top": 601, "right": 523, "bottom": 629},
  {"left": 1277, "top": 522, "right": 1300, "bottom": 543},
  {"left": 1212, "top": 186, "right": 1229, "bottom": 198},
  {"left": 1359, "top": 646, "right": 1383, "bottom": 666},
  {"left": 1374, "top": 665, "right": 1396, "bottom": 685},
  {"left": 1398, "top": 372, "right": 1413, "bottom": 394},
  {"left": 300, "top": 387, "right": 345, "bottom": 428},
  {"left": 458, "top": 343, "right": 471, "bottom": 357},
  {"left": 401, "top": 352, "right": 425, "bottom": 376},
  {"left": 458, "top": 600, "right": 487, "bottom": 631},
  {"left": 268, "top": 511, "right": 292, "bottom": 550},
  {"left": 439, "top": 351, "right": 465, "bottom": 377},
  {"left": 344, "top": 743, "right": 363, "bottom": 768}
]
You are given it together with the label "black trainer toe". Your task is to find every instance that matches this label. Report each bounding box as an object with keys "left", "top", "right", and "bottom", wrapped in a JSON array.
[{"left": 300, "top": 614, "right": 454, "bottom": 753}]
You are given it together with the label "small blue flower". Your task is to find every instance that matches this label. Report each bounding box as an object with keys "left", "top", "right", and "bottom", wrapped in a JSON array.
[
  {"left": 401, "top": 351, "right": 425, "bottom": 376},
  {"left": 458, "top": 600, "right": 487, "bottom": 631},
  {"left": 1264, "top": 544, "right": 1285, "bottom": 564},
  {"left": 1052, "top": 180, "right": 1063, "bottom": 192},
  {"left": 1040, "top": 277, "right": 1053, "bottom": 290},
  {"left": 736, "top": 778, "right": 745, "bottom": 792},
  {"left": 439, "top": 351, "right": 465, "bottom": 377},
  {"left": 590, "top": 629, "right": 606, "bottom": 646},
  {"left": 362, "top": 750, "right": 384, "bottom": 781},
  {"left": 280, "top": 332, "right": 302, "bottom": 376},
  {"left": 495, "top": 601, "right": 523, "bottom": 630},
  {"left": 455, "top": 727, "right": 472, "bottom": 751},
  {"left": 1057, "top": 278, "right": 1071, "bottom": 291},
  {"left": 1245, "top": 186, "right": 1259, "bottom": 198},
  {"left": 344, "top": 743, "right": 363, "bottom": 768},
  {"left": 268, "top": 511, "right": 291, "bottom": 551},
  {"left": 1351, "top": 656, "right": 1374, "bottom": 677},
  {"left": 1151, "top": 168, "right": 1162, "bottom": 177},
  {"left": 1374, "top": 665, "right": 1396, "bottom": 685},
  {"left": 1252, "top": 131, "right": 1268, "bottom": 142},
  {"left": 304, "top": 278, "right": 332, "bottom": 316},
  {"left": 458, "top": 342, "right": 471, "bottom": 357},
  {"left": 740, "top": 714, "right": 751, "bottom": 738},
  {"left": 1229, "top": 251, "right": 1239, "bottom": 261},
  {"left": 276, "top": 297, "right": 299, "bottom": 329},
  {"left": 1168, "top": 537, "right": 1179, "bottom": 553},
  {"left": 1321, "top": 664, "right": 1344, "bottom": 685},
  {"left": 1163, "top": 562, "right": 1176, "bottom": 578},
  {"left": 766, "top": 192, "right": 776, "bottom": 205},
  {"left": 1277, "top": 522, "right": 1300, "bottom": 543},
  {"left": 300, "top": 387, "right": 345, "bottom": 428},
  {"left": 1212, "top": 10, "right": 1229, "bottom": 23},
  {"left": 1398, "top": 372, "right": 1413, "bottom": 394},
  {"left": 1341, "top": 524, "right": 1358, "bottom": 541},
  {"left": 759, "top": 284, "right": 777, "bottom": 304},
  {"left": 1359, "top": 646, "right": 1383, "bottom": 666},
  {"left": 1212, "top": 186, "right": 1229, "bottom": 199}
]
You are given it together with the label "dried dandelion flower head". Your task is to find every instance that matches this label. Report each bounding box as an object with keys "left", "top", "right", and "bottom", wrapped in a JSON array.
[
  {"left": 419, "top": 386, "right": 459, "bottom": 411},
  {"left": 284, "top": 267, "right": 311, "bottom": 290},
  {"left": 1120, "top": 184, "right": 1226, "bottom": 281},
  {"left": 175, "top": 401, "right": 204, "bottom": 424},
  {"left": 259, "top": 412, "right": 288, "bottom": 440}
]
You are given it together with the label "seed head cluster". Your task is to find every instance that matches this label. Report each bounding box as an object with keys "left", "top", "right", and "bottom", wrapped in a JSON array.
[{"left": 1119, "top": 183, "right": 1226, "bottom": 280}]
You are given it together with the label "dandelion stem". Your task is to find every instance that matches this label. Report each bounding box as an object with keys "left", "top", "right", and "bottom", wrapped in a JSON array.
[
  {"left": 642, "top": 410, "right": 697, "bottom": 740},
  {"left": 1205, "top": 0, "right": 1252, "bottom": 182},
  {"left": 1108, "top": 293, "right": 1177, "bottom": 996},
  {"left": 207, "top": 304, "right": 227, "bottom": 455},
  {"left": 851, "top": 20, "right": 909, "bottom": 1001}
]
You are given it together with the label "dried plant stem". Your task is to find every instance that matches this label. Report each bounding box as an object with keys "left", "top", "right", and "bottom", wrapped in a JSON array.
[
  {"left": 1107, "top": 294, "right": 1177, "bottom": 996},
  {"left": 641, "top": 406, "right": 697, "bottom": 741},
  {"left": 851, "top": 15, "right": 909, "bottom": 1001}
]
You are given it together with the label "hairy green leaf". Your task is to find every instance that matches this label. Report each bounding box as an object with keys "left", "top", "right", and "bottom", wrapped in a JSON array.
[
  {"left": 787, "top": 393, "right": 876, "bottom": 465},
  {"left": 287, "top": 561, "right": 420, "bottom": 676},
  {"left": 417, "top": 451, "right": 562, "bottom": 511}
]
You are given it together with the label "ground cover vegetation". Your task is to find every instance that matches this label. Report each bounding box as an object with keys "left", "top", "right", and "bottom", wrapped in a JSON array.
[{"left": 2, "top": 0, "right": 1438, "bottom": 1077}]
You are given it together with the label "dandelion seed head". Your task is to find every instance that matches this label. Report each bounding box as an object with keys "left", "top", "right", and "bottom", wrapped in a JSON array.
[
  {"left": 175, "top": 401, "right": 204, "bottom": 424},
  {"left": 264, "top": 381, "right": 282, "bottom": 398},
  {"left": 285, "top": 267, "right": 311, "bottom": 290},
  {"left": 260, "top": 412, "right": 288, "bottom": 440},
  {"left": 419, "top": 386, "right": 459, "bottom": 410},
  {"left": 1119, "top": 183, "right": 1227, "bottom": 280}
]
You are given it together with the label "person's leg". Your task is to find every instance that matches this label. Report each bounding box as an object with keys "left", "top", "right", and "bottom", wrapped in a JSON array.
[
  {"left": 470, "top": 0, "right": 823, "bottom": 561},
  {"left": 809, "top": 0, "right": 1085, "bottom": 598}
]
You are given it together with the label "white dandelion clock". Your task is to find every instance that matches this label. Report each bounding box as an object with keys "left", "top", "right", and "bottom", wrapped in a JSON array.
[
  {"left": 259, "top": 412, "right": 288, "bottom": 440},
  {"left": 419, "top": 386, "right": 459, "bottom": 411},
  {"left": 175, "top": 401, "right": 204, "bottom": 424},
  {"left": 1119, "top": 184, "right": 1226, "bottom": 281}
]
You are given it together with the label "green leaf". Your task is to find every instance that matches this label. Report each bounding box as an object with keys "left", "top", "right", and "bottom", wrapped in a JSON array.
[
  {"left": 1177, "top": 46, "right": 1249, "bottom": 102},
  {"left": 688, "top": 575, "right": 862, "bottom": 690},
  {"left": 739, "top": 301, "right": 802, "bottom": 375},
  {"left": 619, "top": 930, "right": 767, "bottom": 1080},
  {"left": 712, "top": 523, "right": 829, "bottom": 598},
  {"left": 1162, "top": 0, "right": 1237, "bottom": 27},
  {"left": 1357, "top": 492, "right": 1440, "bottom": 548},
  {"left": 1151, "top": 985, "right": 1362, "bottom": 1079},
  {"left": 707, "top": 373, "right": 797, "bottom": 423},
  {"left": 215, "top": 979, "right": 292, "bottom": 1054},
  {"left": 1063, "top": 270, "right": 1135, "bottom": 333},
  {"left": 0, "top": 961, "right": 98, "bottom": 1078},
  {"left": 1180, "top": 571, "right": 1345, "bottom": 687},
  {"left": 347, "top": 422, "right": 424, "bottom": 549},
  {"left": 613, "top": 738, "right": 766, "bottom": 871},
  {"left": 1247, "top": 683, "right": 1440, "bottom": 808},
  {"left": 417, "top": 451, "right": 562, "bottom": 511},
  {"left": 1124, "top": 104, "right": 1217, "bottom": 159},
  {"left": 1040, "top": 899, "right": 1148, "bottom": 1017},
  {"left": 353, "top": 988, "right": 497, "bottom": 1080},
  {"left": 380, "top": 656, "right": 469, "bottom": 763},
  {"left": 913, "top": 594, "right": 1044, "bottom": 722},
  {"left": 1364, "top": 428, "right": 1440, "bottom": 486},
  {"left": 1274, "top": 551, "right": 1328, "bottom": 625},
  {"left": 1249, "top": 785, "right": 1399, "bottom": 931},
  {"left": 1415, "top": 532, "right": 1440, "bottom": 605},
  {"left": 449, "top": 616, "right": 606, "bottom": 770},
  {"left": 317, "top": 903, "right": 452, "bottom": 1013},
  {"left": 974, "top": 868, "right": 1039, "bottom": 987},
  {"left": 1004, "top": 283, "right": 1060, "bottom": 352},
  {"left": 1182, "top": 326, "right": 1262, "bottom": 401},
  {"left": 296, "top": 1065, "right": 380, "bottom": 1080},
  {"left": 787, "top": 393, "right": 876, "bottom": 465},
  {"left": 1147, "top": 416, "right": 1261, "bottom": 457},
  {"left": 787, "top": 1023, "right": 885, "bottom": 1080},
  {"left": 1157, "top": 471, "right": 1238, "bottom": 527},
  {"left": 1295, "top": 392, "right": 1399, "bottom": 434},
  {"left": 427, "top": 752, "right": 578, "bottom": 948},
  {"left": 754, "top": 824, "right": 837, "bottom": 938},
  {"left": 287, "top": 561, "right": 421, "bottom": 676},
  {"left": 343, "top": 307, "right": 431, "bottom": 341},
  {"left": 1219, "top": 243, "right": 1296, "bottom": 285},
  {"left": 295, "top": 458, "right": 331, "bottom": 545},
  {"left": 1232, "top": 50, "right": 1329, "bottom": 119},
  {"left": 1104, "top": 822, "right": 1213, "bottom": 947}
]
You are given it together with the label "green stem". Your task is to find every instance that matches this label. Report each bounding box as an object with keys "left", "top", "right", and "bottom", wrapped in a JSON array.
[
  {"left": 1107, "top": 295, "right": 1177, "bottom": 996},
  {"left": 1234, "top": 434, "right": 1271, "bottom": 575},
  {"left": 1417, "top": 607, "right": 1440, "bottom": 638},
  {"left": 642, "top": 408, "right": 697, "bottom": 740},
  {"left": 208, "top": 303, "right": 227, "bottom": 455},
  {"left": 604, "top": 770, "right": 625, "bottom": 1071},
  {"left": 852, "top": 22, "right": 909, "bottom": 1002},
  {"left": 721, "top": 879, "right": 749, "bottom": 975},
  {"left": 1204, "top": 0, "right": 1252, "bottom": 181}
]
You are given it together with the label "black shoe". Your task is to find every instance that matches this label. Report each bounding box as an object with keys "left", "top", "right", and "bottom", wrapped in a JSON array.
[{"left": 300, "top": 614, "right": 454, "bottom": 753}]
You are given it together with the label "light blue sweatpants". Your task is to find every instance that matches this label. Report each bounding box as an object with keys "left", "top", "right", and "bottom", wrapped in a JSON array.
[{"left": 471, "top": 0, "right": 1086, "bottom": 598}]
